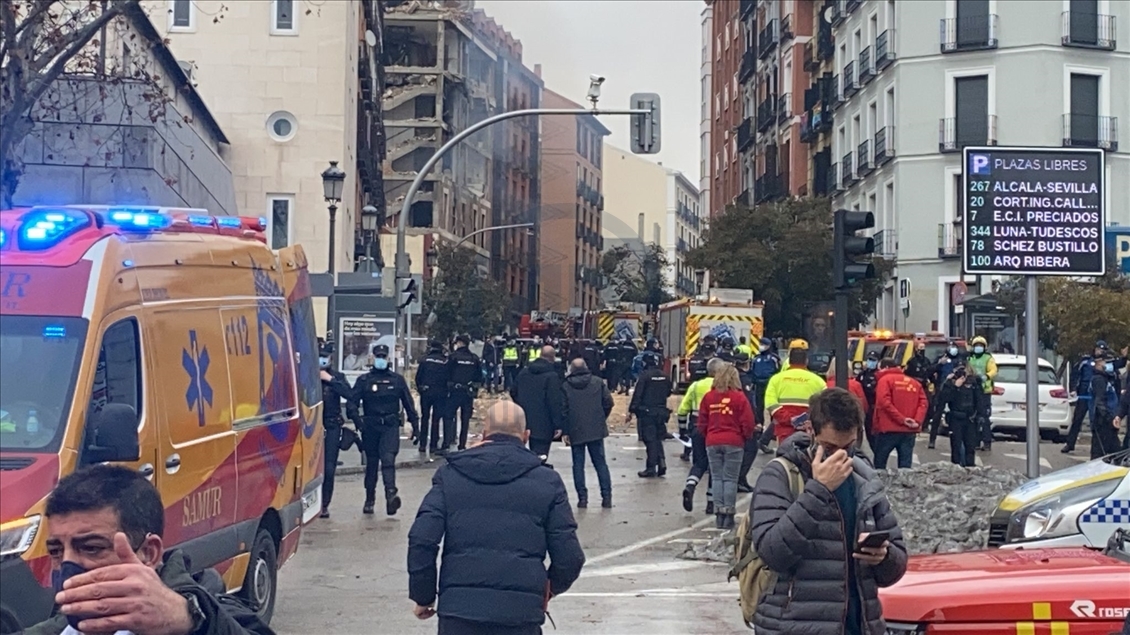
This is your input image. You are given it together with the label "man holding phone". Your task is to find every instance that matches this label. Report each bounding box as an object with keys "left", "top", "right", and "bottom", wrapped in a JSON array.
[{"left": 749, "top": 388, "right": 908, "bottom": 635}]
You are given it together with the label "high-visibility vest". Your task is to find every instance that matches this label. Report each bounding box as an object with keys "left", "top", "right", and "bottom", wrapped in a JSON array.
[
  {"left": 503, "top": 346, "right": 519, "bottom": 362},
  {"left": 528, "top": 348, "right": 540, "bottom": 362}
]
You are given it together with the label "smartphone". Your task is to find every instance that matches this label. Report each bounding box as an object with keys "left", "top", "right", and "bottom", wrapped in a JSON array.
[{"left": 857, "top": 530, "right": 891, "bottom": 550}]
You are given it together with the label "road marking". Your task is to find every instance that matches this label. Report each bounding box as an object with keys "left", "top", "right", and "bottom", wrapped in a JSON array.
[
  {"left": 620, "top": 446, "right": 647, "bottom": 451},
  {"left": 666, "top": 538, "right": 712, "bottom": 544},
  {"left": 1003, "top": 453, "right": 1052, "bottom": 469},
  {"left": 564, "top": 592, "right": 733, "bottom": 598},
  {"left": 582, "top": 560, "right": 717, "bottom": 578},
  {"left": 585, "top": 495, "right": 750, "bottom": 565}
]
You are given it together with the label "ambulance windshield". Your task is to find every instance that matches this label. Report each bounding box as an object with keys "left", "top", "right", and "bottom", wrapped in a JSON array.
[{"left": 0, "top": 316, "right": 87, "bottom": 452}]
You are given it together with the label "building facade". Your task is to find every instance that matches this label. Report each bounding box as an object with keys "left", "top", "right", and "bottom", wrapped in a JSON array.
[
  {"left": 538, "top": 89, "right": 608, "bottom": 312},
  {"left": 828, "top": 0, "right": 1130, "bottom": 335},
  {"left": 707, "top": 0, "right": 745, "bottom": 217},
  {"left": 669, "top": 171, "right": 705, "bottom": 296},
  {"left": 701, "top": 4, "right": 715, "bottom": 216}
]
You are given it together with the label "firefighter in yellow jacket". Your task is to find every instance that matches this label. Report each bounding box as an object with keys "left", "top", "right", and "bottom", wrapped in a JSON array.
[
  {"left": 764, "top": 340, "right": 826, "bottom": 445},
  {"left": 678, "top": 357, "right": 728, "bottom": 515}
]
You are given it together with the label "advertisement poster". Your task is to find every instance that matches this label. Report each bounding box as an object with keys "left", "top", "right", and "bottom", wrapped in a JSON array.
[{"left": 337, "top": 317, "right": 395, "bottom": 384}]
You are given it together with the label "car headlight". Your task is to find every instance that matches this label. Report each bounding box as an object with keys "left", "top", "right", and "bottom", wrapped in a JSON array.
[
  {"left": 1006, "top": 479, "right": 1120, "bottom": 543},
  {"left": 0, "top": 515, "right": 41, "bottom": 559},
  {"left": 885, "top": 623, "right": 923, "bottom": 635}
]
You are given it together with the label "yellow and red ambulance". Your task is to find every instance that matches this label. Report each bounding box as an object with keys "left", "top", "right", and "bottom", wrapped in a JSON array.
[{"left": 0, "top": 205, "right": 324, "bottom": 632}]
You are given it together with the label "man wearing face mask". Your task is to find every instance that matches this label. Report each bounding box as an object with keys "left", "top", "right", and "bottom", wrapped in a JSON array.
[
  {"left": 27, "top": 465, "right": 271, "bottom": 635},
  {"left": 926, "top": 340, "right": 965, "bottom": 449},
  {"left": 444, "top": 334, "right": 482, "bottom": 454},
  {"left": 966, "top": 335, "right": 998, "bottom": 451},
  {"left": 350, "top": 344, "right": 420, "bottom": 515},
  {"left": 935, "top": 366, "right": 984, "bottom": 467},
  {"left": 1088, "top": 354, "right": 1123, "bottom": 459},
  {"left": 857, "top": 351, "right": 882, "bottom": 450},
  {"left": 319, "top": 346, "right": 355, "bottom": 519}
]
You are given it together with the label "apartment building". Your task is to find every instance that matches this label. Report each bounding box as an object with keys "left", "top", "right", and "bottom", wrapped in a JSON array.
[
  {"left": 827, "top": 0, "right": 1130, "bottom": 334},
  {"left": 538, "top": 89, "right": 609, "bottom": 312},
  {"left": 738, "top": 0, "right": 816, "bottom": 205},
  {"left": 603, "top": 144, "right": 704, "bottom": 297},
  {"left": 701, "top": 4, "right": 715, "bottom": 215},
  {"left": 707, "top": 0, "right": 745, "bottom": 217}
]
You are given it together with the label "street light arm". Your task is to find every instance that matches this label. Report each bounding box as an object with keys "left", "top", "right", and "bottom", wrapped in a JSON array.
[{"left": 453, "top": 222, "right": 534, "bottom": 249}]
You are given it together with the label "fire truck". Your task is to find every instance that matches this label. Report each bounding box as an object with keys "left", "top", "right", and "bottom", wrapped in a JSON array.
[
  {"left": 657, "top": 289, "right": 764, "bottom": 391},
  {"left": 574, "top": 309, "right": 644, "bottom": 343}
]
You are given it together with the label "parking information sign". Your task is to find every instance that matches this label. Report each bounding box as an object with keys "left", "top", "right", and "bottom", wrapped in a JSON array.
[{"left": 963, "top": 147, "right": 1106, "bottom": 276}]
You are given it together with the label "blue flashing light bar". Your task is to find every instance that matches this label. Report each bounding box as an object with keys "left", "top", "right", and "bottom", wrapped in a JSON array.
[
  {"left": 105, "top": 208, "right": 172, "bottom": 232},
  {"left": 0, "top": 228, "right": 6, "bottom": 248},
  {"left": 216, "top": 216, "right": 241, "bottom": 229},
  {"left": 43, "top": 325, "right": 67, "bottom": 338},
  {"left": 187, "top": 215, "right": 214, "bottom": 227},
  {"left": 17, "top": 208, "right": 92, "bottom": 250}
]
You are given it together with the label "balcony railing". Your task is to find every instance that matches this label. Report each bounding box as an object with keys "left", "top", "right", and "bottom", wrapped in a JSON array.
[
  {"left": 840, "top": 152, "right": 855, "bottom": 187},
  {"left": 845, "top": 0, "right": 861, "bottom": 13},
  {"left": 828, "top": 1, "right": 844, "bottom": 26},
  {"left": 740, "top": 0, "right": 755, "bottom": 18},
  {"left": 737, "top": 188, "right": 752, "bottom": 207},
  {"left": 829, "top": 162, "right": 842, "bottom": 193},
  {"left": 873, "top": 229, "right": 898, "bottom": 259},
  {"left": 875, "top": 30, "right": 896, "bottom": 70},
  {"left": 938, "top": 224, "right": 961, "bottom": 259},
  {"left": 739, "top": 48, "right": 756, "bottom": 82},
  {"left": 754, "top": 172, "right": 782, "bottom": 204},
  {"left": 758, "top": 19, "right": 780, "bottom": 59},
  {"left": 738, "top": 117, "right": 755, "bottom": 151},
  {"left": 1063, "top": 114, "right": 1119, "bottom": 151},
  {"left": 858, "top": 47, "right": 874, "bottom": 84},
  {"left": 777, "top": 93, "right": 792, "bottom": 123},
  {"left": 677, "top": 237, "right": 688, "bottom": 253},
  {"left": 800, "top": 112, "right": 816, "bottom": 143},
  {"left": 757, "top": 98, "right": 776, "bottom": 132},
  {"left": 1062, "top": 11, "right": 1116, "bottom": 49},
  {"left": 874, "top": 126, "right": 894, "bottom": 164},
  {"left": 939, "top": 115, "right": 998, "bottom": 152},
  {"left": 857, "top": 140, "right": 873, "bottom": 176},
  {"left": 803, "top": 42, "right": 818, "bottom": 72},
  {"left": 940, "top": 14, "right": 999, "bottom": 53},
  {"left": 831, "top": 74, "right": 844, "bottom": 108},
  {"left": 842, "top": 61, "right": 858, "bottom": 98},
  {"left": 781, "top": 13, "right": 794, "bottom": 42}
]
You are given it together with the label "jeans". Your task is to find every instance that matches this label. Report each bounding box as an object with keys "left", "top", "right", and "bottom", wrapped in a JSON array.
[
  {"left": 705, "top": 445, "right": 743, "bottom": 513},
  {"left": 418, "top": 391, "right": 446, "bottom": 451},
  {"left": 322, "top": 422, "right": 342, "bottom": 508},
  {"left": 949, "top": 415, "right": 978, "bottom": 467},
  {"left": 872, "top": 432, "right": 916, "bottom": 470},
  {"left": 361, "top": 424, "right": 400, "bottom": 498},
  {"left": 571, "top": 440, "right": 612, "bottom": 500}
]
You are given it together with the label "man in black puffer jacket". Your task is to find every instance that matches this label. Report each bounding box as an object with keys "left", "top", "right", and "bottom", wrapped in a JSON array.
[
  {"left": 407, "top": 401, "right": 586, "bottom": 635},
  {"left": 511, "top": 346, "right": 564, "bottom": 457},
  {"left": 750, "top": 387, "right": 908, "bottom": 635}
]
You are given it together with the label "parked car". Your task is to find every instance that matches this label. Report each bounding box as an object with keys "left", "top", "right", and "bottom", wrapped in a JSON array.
[{"left": 987, "top": 354, "right": 1071, "bottom": 441}]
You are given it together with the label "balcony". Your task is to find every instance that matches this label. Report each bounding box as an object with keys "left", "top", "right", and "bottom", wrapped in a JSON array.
[
  {"left": 872, "top": 229, "right": 898, "bottom": 259},
  {"left": 737, "top": 188, "right": 752, "bottom": 207},
  {"left": 828, "top": 162, "right": 842, "bottom": 194},
  {"left": 874, "top": 126, "right": 894, "bottom": 165},
  {"left": 575, "top": 181, "right": 585, "bottom": 197},
  {"left": 800, "top": 112, "right": 816, "bottom": 143},
  {"left": 840, "top": 152, "right": 855, "bottom": 188},
  {"left": 777, "top": 93, "right": 792, "bottom": 123},
  {"left": 857, "top": 140, "right": 874, "bottom": 176},
  {"left": 1062, "top": 11, "right": 1116, "bottom": 49},
  {"left": 597, "top": 193, "right": 605, "bottom": 211},
  {"left": 858, "top": 47, "right": 874, "bottom": 84},
  {"left": 780, "top": 13, "right": 794, "bottom": 42},
  {"left": 738, "top": 117, "right": 755, "bottom": 151},
  {"left": 1063, "top": 114, "right": 1119, "bottom": 151},
  {"left": 677, "top": 237, "right": 689, "bottom": 253},
  {"left": 938, "top": 224, "right": 962, "bottom": 259},
  {"left": 828, "top": 0, "right": 844, "bottom": 26},
  {"left": 758, "top": 19, "right": 780, "bottom": 59},
  {"left": 875, "top": 30, "right": 896, "bottom": 70},
  {"left": 803, "top": 42, "right": 818, "bottom": 72},
  {"left": 754, "top": 172, "right": 782, "bottom": 204},
  {"left": 842, "top": 61, "right": 858, "bottom": 98},
  {"left": 939, "top": 115, "right": 998, "bottom": 152},
  {"left": 940, "top": 14, "right": 999, "bottom": 53},
  {"left": 739, "top": 48, "right": 757, "bottom": 82},
  {"left": 740, "top": 0, "right": 755, "bottom": 19},
  {"left": 757, "top": 98, "right": 776, "bottom": 132},
  {"left": 845, "top": 0, "right": 861, "bottom": 13},
  {"left": 830, "top": 74, "right": 844, "bottom": 108}
]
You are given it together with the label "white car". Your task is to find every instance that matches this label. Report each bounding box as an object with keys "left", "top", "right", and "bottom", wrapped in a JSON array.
[{"left": 987, "top": 354, "right": 1071, "bottom": 441}]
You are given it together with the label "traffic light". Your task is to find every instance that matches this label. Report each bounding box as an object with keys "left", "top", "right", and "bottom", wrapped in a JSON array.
[
  {"left": 398, "top": 277, "right": 417, "bottom": 310},
  {"left": 630, "top": 93, "right": 661, "bottom": 155},
  {"left": 833, "top": 209, "right": 876, "bottom": 289}
]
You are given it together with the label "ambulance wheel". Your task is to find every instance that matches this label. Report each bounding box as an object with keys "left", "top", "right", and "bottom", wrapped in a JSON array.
[{"left": 240, "top": 528, "right": 278, "bottom": 624}]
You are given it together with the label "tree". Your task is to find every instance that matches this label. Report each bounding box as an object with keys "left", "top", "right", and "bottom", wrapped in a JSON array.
[
  {"left": 422, "top": 244, "right": 510, "bottom": 340},
  {"left": 600, "top": 243, "right": 675, "bottom": 309},
  {"left": 685, "top": 197, "right": 891, "bottom": 335}
]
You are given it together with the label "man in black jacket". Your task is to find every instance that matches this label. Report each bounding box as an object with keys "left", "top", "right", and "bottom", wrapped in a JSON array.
[
  {"left": 444, "top": 334, "right": 482, "bottom": 453},
  {"left": 1117, "top": 380, "right": 1130, "bottom": 450},
  {"left": 415, "top": 341, "right": 450, "bottom": 455},
  {"left": 27, "top": 465, "right": 272, "bottom": 635},
  {"left": 319, "top": 347, "right": 354, "bottom": 518},
  {"left": 561, "top": 359, "right": 615, "bottom": 508},
  {"left": 628, "top": 352, "right": 672, "bottom": 478},
  {"left": 407, "top": 402, "right": 585, "bottom": 635},
  {"left": 510, "top": 346, "right": 564, "bottom": 458},
  {"left": 750, "top": 388, "right": 908, "bottom": 635}
]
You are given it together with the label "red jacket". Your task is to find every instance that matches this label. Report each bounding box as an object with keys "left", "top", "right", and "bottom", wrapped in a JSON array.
[
  {"left": 827, "top": 377, "right": 867, "bottom": 410},
  {"left": 872, "top": 367, "right": 929, "bottom": 435},
  {"left": 698, "top": 389, "right": 755, "bottom": 447}
]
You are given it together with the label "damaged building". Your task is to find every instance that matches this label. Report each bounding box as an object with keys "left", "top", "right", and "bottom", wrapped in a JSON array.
[{"left": 380, "top": 0, "right": 542, "bottom": 320}]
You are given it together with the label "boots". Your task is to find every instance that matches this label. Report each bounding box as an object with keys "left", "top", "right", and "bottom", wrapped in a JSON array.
[
  {"left": 601, "top": 496, "right": 612, "bottom": 509},
  {"left": 737, "top": 479, "right": 752, "bottom": 493},
  {"left": 363, "top": 493, "right": 375, "bottom": 515},
  {"left": 705, "top": 500, "right": 715, "bottom": 515},
  {"left": 715, "top": 513, "right": 726, "bottom": 529},
  {"left": 386, "top": 488, "right": 402, "bottom": 516},
  {"left": 657, "top": 459, "right": 667, "bottom": 477},
  {"left": 577, "top": 496, "right": 588, "bottom": 509},
  {"left": 682, "top": 485, "right": 694, "bottom": 512},
  {"left": 638, "top": 468, "right": 658, "bottom": 478}
]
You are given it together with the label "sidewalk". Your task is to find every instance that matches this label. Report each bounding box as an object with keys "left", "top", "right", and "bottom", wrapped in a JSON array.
[{"left": 335, "top": 434, "right": 439, "bottom": 476}]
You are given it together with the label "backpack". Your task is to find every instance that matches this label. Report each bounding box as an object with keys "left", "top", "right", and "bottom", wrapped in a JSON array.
[{"left": 729, "top": 457, "right": 805, "bottom": 629}]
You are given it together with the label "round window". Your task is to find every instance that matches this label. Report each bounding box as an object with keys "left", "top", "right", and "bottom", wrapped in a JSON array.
[{"left": 266, "top": 111, "right": 297, "bottom": 142}]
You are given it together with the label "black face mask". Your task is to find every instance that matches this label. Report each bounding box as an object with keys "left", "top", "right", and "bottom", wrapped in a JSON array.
[{"left": 52, "top": 560, "right": 92, "bottom": 630}]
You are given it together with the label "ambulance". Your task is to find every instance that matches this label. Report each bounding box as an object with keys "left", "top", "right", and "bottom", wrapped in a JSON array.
[{"left": 0, "top": 205, "right": 324, "bottom": 633}]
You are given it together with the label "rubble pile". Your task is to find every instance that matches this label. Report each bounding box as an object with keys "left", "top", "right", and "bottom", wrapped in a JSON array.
[
  {"left": 678, "top": 532, "right": 736, "bottom": 564},
  {"left": 880, "top": 462, "right": 1027, "bottom": 554}
]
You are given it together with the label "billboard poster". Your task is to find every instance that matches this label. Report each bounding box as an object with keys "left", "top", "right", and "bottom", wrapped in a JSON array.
[{"left": 337, "top": 317, "right": 395, "bottom": 384}]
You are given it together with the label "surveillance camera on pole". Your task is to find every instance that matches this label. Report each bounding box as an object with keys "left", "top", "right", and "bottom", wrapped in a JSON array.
[
  {"left": 630, "top": 92, "right": 661, "bottom": 155},
  {"left": 587, "top": 74, "right": 606, "bottom": 108}
]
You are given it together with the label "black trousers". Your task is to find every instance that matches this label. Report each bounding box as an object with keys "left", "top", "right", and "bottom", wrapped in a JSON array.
[
  {"left": 419, "top": 391, "right": 447, "bottom": 451},
  {"left": 361, "top": 424, "right": 399, "bottom": 497},
  {"left": 529, "top": 437, "right": 553, "bottom": 457},
  {"left": 1091, "top": 412, "right": 1121, "bottom": 459},
  {"left": 503, "top": 365, "right": 519, "bottom": 391},
  {"left": 1063, "top": 398, "right": 1090, "bottom": 450},
  {"left": 739, "top": 436, "right": 759, "bottom": 484},
  {"left": 638, "top": 414, "right": 667, "bottom": 470},
  {"left": 322, "top": 422, "right": 342, "bottom": 509},
  {"left": 928, "top": 393, "right": 945, "bottom": 444},
  {"left": 445, "top": 390, "right": 474, "bottom": 450},
  {"left": 949, "top": 416, "right": 978, "bottom": 467},
  {"left": 753, "top": 384, "right": 769, "bottom": 426},
  {"left": 437, "top": 616, "right": 541, "bottom": 635}
]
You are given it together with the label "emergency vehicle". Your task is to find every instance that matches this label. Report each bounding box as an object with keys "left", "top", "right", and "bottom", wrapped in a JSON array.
[
  {"left": 987, "top": 449, "right": 1130, "bottom": 549},
  {"left": 880, "top": 332, "right": 967, "bottom": 367},
  {"left": 0, "top": 205, "right": 323, "bottom": 632},
  {"left": 880, "top": 530, "right": 1130, "bottom": 634},
  {"left": 518, "top": 311, "right": 569, "bottom": 340},
  {"left": 657, "top": 289, "right": 764, "bottom": 390}
]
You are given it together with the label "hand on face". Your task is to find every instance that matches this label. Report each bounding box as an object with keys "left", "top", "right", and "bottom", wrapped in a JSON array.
[{"left": 811, "top": 444, "right": 853, "bottom": 491}]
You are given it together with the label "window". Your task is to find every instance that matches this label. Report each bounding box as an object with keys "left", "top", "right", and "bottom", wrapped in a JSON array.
[
  {"left": 267, "top": 195, "right": 293, "bottom": 249},
  {"left": 88, "top": 319, "right": 143, "bottom": 426},
  {"left": 169, "top": 0, "right": 194, "bottom": 30},
  {"left": 995, "top": 364, "right": 1057, "bottom": 385},
  {"left": 954, "top": 75, "right": 989, "bottom": 146},
  {"left": 885, "top": 86, "right": 895, "bottom": 127},
  {"left": 271, "top": 0, "right": 297, "bottom": 34},
  {"left": 266, "top": 110, "right": 297, "bottom": 142},
  {"left": 725, "top": 23, "right": 731, "bottom": 48},
  {"left": 1068, "top": 72, "right": 1101, "bottom": 145}
]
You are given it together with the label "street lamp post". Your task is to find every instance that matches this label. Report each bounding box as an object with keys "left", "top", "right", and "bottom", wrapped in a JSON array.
[
  {"left": 361, "top": 204, "right": 379, "bottom": 272},
  {"left": 321, "top": 160, "right": 346, "bottom": 337},
  {"left": 427, "top": 222, "right": 535, "bottom": 276}
]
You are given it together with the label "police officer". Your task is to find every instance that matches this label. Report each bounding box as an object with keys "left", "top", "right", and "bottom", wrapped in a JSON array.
[
  {"left": 415, "top": 340, "right": 450, "bottom": 455},
  {"left": 1062, "top": 341, "right": 1102, "bottom": 454},
  {"left": 443, "top": 333, "right": 481, "bottom": 453},
  {"left": 319, "top": 347, "right": 353, "bottom": 519},
  {"left": 687, "top": 335, "right": 717, "bottom": 382},
  {"left": 717, "top": 336, "right": 737, "bottom": 363},
  {"left": 927, "top": 339, "right": 966, "bottom": 449},
  {"left": 733, "top": 351, "right": 760, "bottom": 492},
  {"left": 501, "top": 336, "right": 521, "bottom": 391},
  {"left": 750, "top": 337, "right": 781, "bottom": 427},
  {"left": 481, "top": 336, "right": 499, "bottom": 393},
  {"left": 628, "top": 352, "right": 671, "bottom": 477},
  {"left": 618, "top": 337, "right": 639, "bottom": 393},
  {"left": 1088, "top": 353, "right": 1122, "bottom": 459},
  {"left": 858, "top": 350, "right": 882, "bottom": 449},
  {"left": 350, "top": 344, "right": 419, "bottom": 515}
]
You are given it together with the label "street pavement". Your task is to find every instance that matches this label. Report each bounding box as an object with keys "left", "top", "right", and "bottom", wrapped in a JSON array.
[{"left": 273, "top": 431, "right": 1082, "bottom": 634}]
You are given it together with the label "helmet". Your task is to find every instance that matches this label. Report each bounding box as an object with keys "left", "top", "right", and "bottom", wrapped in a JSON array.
[
  {"left": 642, "top": 352, "right": 660, "bottom": 368},
  {"left": 971, "top": 335, "right": 988, "bottom": 347},
  {"left": 703, "top": 334, "right": 717, "bottom": 345},
  {"left": 720, "top": 336, "right": 735, "bottom": 349},
  {"left": 646, "top": 337, "right": 660, "bottom": 350},
  {"left": 789, "top": 338, "right": 809, "bottom": 351}
]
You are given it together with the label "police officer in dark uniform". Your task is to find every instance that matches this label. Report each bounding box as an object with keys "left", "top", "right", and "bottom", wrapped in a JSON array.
[
  {"left": 717, "top": 336, "right": 737, "bottom": 363},
  {"left": 414, "top": 340, "right": 450, "bottom": 455},
  {"left": 687, "top": 335, "right": 717, "bottom": 382},
  {"left": 750, "top": 337, "right": 781, "bottom": 427},
  {"left": 618, "top": 337, "right": 640, "bottom": 393},
  {"left": 858, "top": 350, "right": 881, "bottom": 449},
  {"left": 628, "top": 351, "right": 671, "bottom": 477},
  {"left": 319, "top": 347, "right": 353, "bottom": 519},
  {"left": 443, "top": 333, "right": 481, "bottom": 453},
  {"left": 733, "top": 351, "right": 761, "bottom": 492},
  {"left": 928, "top": 340, "right": 965, "bottom": 449},
  {"left": 350, "top": 344, "right": 418, "bottom": 515}
]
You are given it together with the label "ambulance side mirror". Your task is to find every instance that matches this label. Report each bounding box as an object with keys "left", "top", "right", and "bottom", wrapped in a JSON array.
[{"left": 84, "top": 404, "right": 140, "bottom": 464}]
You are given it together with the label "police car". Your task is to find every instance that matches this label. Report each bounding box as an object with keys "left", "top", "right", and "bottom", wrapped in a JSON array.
[{"left": 988, "top": 449, "right": 1130, "bottom": 548}]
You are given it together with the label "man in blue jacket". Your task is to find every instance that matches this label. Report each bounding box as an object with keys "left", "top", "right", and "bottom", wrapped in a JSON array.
[{"left": 407, "top": 401, "right": 586, "bottom": 635}]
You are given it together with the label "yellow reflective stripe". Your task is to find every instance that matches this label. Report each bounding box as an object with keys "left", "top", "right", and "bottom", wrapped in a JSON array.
[
  {"left": 1050, "top": 623, "right": 1069, "bottom": 635},
  {"left": 776, "top": 397, "right": 811, "bottom": 405},
  {"left": 1016, "top": 624, "right": 1035, "bottom": 635},
  {"left": 1033, "top": 603, "right": 1051, "bottom": 620}
]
